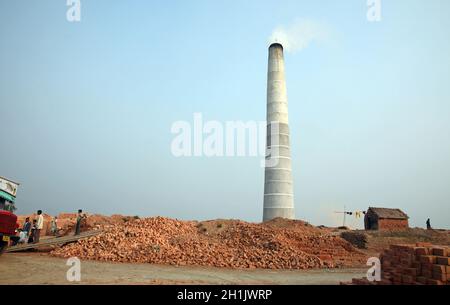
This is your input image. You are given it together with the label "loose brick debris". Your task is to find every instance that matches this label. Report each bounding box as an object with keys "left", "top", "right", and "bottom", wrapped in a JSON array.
[
  {"left": 51, "top": 217, "right": 366, "bottom": 270},
  {"left": 17, "top": 213, "right": 134, "bottom": 237},
  {"left": 346, "top": 243, "right": 450, "bottom": 285}
]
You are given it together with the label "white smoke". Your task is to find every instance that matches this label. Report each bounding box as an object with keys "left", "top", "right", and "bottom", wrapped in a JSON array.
[{"left": 269, "top": 19, "right": 330, "bottom": 53}]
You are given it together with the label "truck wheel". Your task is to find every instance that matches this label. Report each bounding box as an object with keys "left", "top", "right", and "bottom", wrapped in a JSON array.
[{"left": 0, "top": 241, "right": 7, "bottom": 255}]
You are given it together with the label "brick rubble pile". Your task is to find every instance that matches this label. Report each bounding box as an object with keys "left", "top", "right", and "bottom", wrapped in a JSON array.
[
  {"left": 51, "top": 217, "right": 366, "bottom": 269},
  {"left": 17, "top": 213, "right": 133, "bottom": 236}
]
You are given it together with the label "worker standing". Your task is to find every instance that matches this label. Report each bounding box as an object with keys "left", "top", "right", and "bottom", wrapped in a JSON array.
[
  {"left": 426, "top": 218, "right": 432, "bottom": 230},
  {"left": 75, "top": 209, "right": 86, "bottom": 236},
  {"left": 50, "top": 216, "right": 58, "bottom": 236},
  {"left": 28, "top": 220, "right": 37, "bottom": 243},
  {"left": 35, "top": 210, "right": 44, "bottom": 243}
]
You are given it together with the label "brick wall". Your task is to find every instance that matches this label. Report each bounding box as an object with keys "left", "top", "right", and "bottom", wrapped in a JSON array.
[{"left": 378, "top": 218, "right": 409, "bottom": 230}]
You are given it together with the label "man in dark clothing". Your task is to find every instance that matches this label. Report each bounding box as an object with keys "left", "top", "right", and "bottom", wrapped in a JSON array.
[
  {"left": 75, "top": 209, "right": 86, "bottom": 236},
  {"left": 426, "top": 218, "right": 432, "bottom": 230},
  {"left": 28, "top": 219, "right": 37, "bottom": 243},
  {"left": 23, "top": 217, "right": 31, "bottom": 235}
]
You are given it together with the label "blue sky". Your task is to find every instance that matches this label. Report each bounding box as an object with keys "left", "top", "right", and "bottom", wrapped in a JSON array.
[{"left": 1, "top": 0, "right": 449, "bottom": 228}]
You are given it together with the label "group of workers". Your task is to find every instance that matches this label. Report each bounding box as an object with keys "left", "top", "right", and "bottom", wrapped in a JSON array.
[{"left": 15, "top": 209, "right": 86, "bottom": 245}]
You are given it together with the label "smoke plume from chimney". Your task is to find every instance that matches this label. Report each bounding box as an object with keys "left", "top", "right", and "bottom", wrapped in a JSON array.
[{"left": 268, "top": 18, "right": 330, "bottom": 53}]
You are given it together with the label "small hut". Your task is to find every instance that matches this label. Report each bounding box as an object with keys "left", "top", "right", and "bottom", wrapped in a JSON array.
[{"left": 364, "top": 207, "right": 409, "bottom": 231}]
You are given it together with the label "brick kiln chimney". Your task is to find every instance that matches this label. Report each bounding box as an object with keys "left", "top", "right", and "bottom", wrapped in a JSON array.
[{"left": 263, "top": 43, "right": 295, "bottom": 222}]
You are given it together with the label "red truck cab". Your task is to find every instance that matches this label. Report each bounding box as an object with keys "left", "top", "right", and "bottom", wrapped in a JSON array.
[
  {"left": 0, "top": 209, "right": 20, "bottom": 254},
  {"left": 0, "top": 176, "right": 20, "bottom": 254}
]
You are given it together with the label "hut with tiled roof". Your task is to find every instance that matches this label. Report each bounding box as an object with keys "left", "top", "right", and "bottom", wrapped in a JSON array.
[{"left": 364, "top": 207, "right": 409, "bottom": 230}]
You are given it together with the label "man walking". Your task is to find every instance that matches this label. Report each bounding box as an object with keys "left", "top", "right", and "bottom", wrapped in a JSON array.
[
  {"left": 426, "top": 218, "right": 432, "bottom": 230},
  {"left": 35, "top": 210, "right": 44, "bottom": 243}
]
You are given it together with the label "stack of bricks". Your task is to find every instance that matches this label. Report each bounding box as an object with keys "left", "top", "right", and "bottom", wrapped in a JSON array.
[{"left": 348, "top": 243, "right": 450, "bottom": 285}]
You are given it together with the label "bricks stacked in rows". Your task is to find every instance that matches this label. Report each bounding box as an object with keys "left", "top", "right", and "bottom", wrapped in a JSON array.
[
  {"left": 347, "top": 243, "right": 449, "bottom": 285},
  {"left": 382, "top": 243, "right": 450, "bottom": 285}
]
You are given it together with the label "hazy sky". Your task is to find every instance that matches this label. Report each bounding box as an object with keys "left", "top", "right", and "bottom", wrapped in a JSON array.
[{"left": 1, "top": 0, "right": 449, "bottom": 229}]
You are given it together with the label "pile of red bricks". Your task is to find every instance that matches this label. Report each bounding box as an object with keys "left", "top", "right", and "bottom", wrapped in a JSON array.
[
  {"left": 51, "top": 217, "right": 366, "bottom": 270},
  {"left": 349, "top": 243, "right": 450, "bottom": 285},
  {"left": 17, "top": 213, "right": 134, "bottom": 237}
]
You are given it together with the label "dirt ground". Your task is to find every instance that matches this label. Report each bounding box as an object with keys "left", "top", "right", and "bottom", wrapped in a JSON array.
[
  {"left": 343, "top": 228, "right": 450, "bottom": 258},
  {"left": 6, "top": 215, "right": 446, "bottom": 285},
  {"left": 0, "top": 253, "right": 367, "bottom": 285},
  {"left": 365, "top": 228, "right": 450, "bottom": 252}
]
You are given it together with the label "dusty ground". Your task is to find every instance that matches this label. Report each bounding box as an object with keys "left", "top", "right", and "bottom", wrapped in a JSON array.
[
  {"left": 0, "top": 253, "right": 367, "bottom": 285},
  {"left": 350, "top": 228, "right": 450, "bottom": 257},
  {"left": 365, "top": 229, "right": 449, "bottom": 250},
  {"left": 8, "top": 214, "right": 446, "bottom": 285}
]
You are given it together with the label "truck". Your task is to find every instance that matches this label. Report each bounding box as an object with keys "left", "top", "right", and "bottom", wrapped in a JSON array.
[
  {"left": 0, "top": 176, "right": 20, "bottom": 255},
  {"left": 0, "top": 210, "right": 19, "bottom": 254}
]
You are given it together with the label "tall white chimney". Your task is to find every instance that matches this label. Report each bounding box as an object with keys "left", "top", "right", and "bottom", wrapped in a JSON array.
[{"left": 263, "top": 43, "right": 295, "bottom": 221}]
